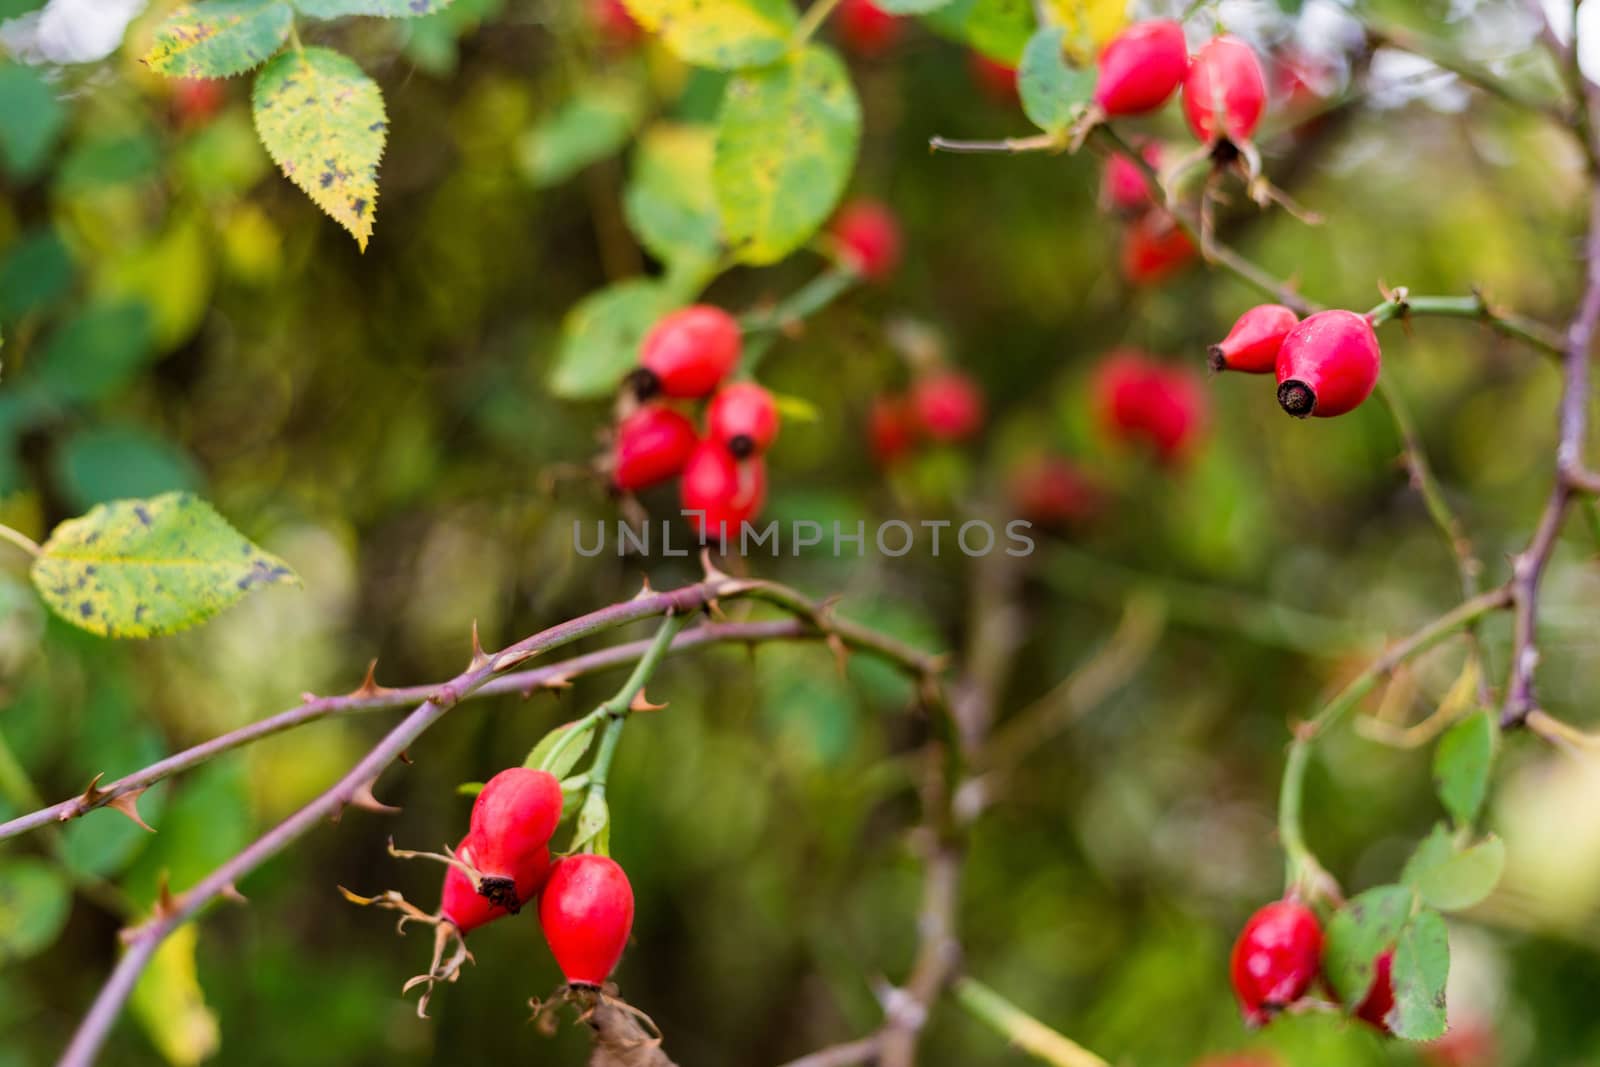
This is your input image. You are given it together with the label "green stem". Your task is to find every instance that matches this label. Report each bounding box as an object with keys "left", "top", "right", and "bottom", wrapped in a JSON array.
[
  {"left": 0, "top": 522, "right": 41, "bottom": 559},
  {"left": 1276, "top": 586, "right": 1511, "bottom": 894},
  {"left": 1368, "top": 294, "right": 1564, "bottom": 355},
  {"left": 738, "top": 267, "right": 859, "bottom": 372},
  {"left": 953, "top": 977, "right": 1109, "bottom": 1067},
  {"left": 792, "top": 0, "right": 846, "bottom": 45}
]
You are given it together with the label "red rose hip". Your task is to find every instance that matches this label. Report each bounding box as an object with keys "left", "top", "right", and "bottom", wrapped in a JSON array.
[
  {"left": 911, "top": 370, "right": 984, "bottom": 442},
  {"left": 540, "top": 854, "right": 636, "bottom": 986},
  {"left": 1354, "top": 949, "right": 1396, "bottom": 1032},
  {"left": 1274, "top": 309, "right": 1381, "bottom": 418},
  {"left": 1094, "top": 20, "right": 1189, "bottom": 117},
  {"left": 1209, "top": 304, "right": 1299, "bottom": 373},
  {"left": 611, "top": 405, "right": 698, "bottom": 492},
  {"left": 681, "top": 439, "right": 766, "bottom": 539},
  {"left": 1102, "top": 141, "right": 1164, "bottom": 216},
  {"left": 869, "top": 394, "right": 917, "bottom": 466},
  {"left": 1230, "top": 900, "right": 1323, "bottom": 1027},
  {"left": 468, "top": 768, "right": 564, "bottom": 908},
  {"left": 439, "top": 834, "right": 551, "bottom": 933},
  {"left": 1121, "top": 211, "right": 1196, "bottom": 285},
  {"left": 636, "top": 306, "right": 741, "bottom": 399},
  {"left": 1183, "top": 36, "right": 1268, "bottom": 145},
  {"left": 707, "top": 382, "right": 780, "bottom": 458},
  {"left": 836, "top": 0, "right": 900, "bottom": 57},
  {"left": 832, "top": 199, "right": 901, "bottom": 282},
  {"left": 590, "top": 0, "right": 642, "bottom": 45}
]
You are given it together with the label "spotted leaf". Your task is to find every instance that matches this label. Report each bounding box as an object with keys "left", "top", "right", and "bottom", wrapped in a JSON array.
[
  {"left": 294, "top": 0, "right": 454, "bottom": 17},
  {"left": 714, "top": 44, "right": 860, "bottom": 266},
  {"left": 251, "top": 47, "right": 386, "bottom": 250},
  {"left": 620, "top": 0, "right": 795, "bottom": 70},
  {"left": 31, "top": 492, "right": 298, "bottom": 639},
  {"left": 143, "top": 0, "right": 294, "bottom": 79}
]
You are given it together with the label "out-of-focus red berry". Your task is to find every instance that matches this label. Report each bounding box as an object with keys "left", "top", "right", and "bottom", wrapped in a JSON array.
[
  {"left": 637, "top": 306, "right": 742, "bottom": 399},
  {"left": 1102, "top": 140, "right": 1164, "bottom": 216},
  {"left": 1423, "top": 1020, "right": 1498, "bottom": 1067},
  {"left": 869, "top": 394, "right": 917, "bottom": 466},
  {"left": 970, "top": 52, "right": 1019, "bottom": 103},
  {"left": 590, "top": 0, "right": 643, "bottom": 44},
  {"left": 1094, "top": 20, "right": 1189, "bottom": 117},
  {"left": 1183, "top": 35, "right": 1268, "bottom": 145},
  {"left": 172, "top": 78, "right": 226, "bottom": 127},
  {"left": 1093, "top": 350, "right": 1209, "bottom": 464},
  {"left": 707, "top": 382, "right": 780, "bottom": 457},
  {"left": 611, "top": 405, "right": 698, "bottom": 492},
  {"left": 911, "top": 370, "right": 984, "bottom": 442},
  {"left": 832, "top": 199, "right": 901, "bottom": 281},
  {"left": 680, "top": 439, "right": 766, "bottom": 539},
  {"left": 1008, "top": 454, "right": 1100, "bottom": 527},
  {"left": 836, "top": 0, "right": 900, "bottom": 57},
  {"left": 1120, "top": 211, "right": 1197, "bottom": 285}
]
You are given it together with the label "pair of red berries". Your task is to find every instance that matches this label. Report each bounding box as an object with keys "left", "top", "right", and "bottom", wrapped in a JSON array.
[
  {"left": 439, "top": 768, "right": 635, "bottom": 987},
  {"left": 1092, "top": 350, "right": 1208, "bottom": 463},
  {"left": 1094, "top": 20, "right": 1268, "bottom": 148},
  {"left": 1230, "top": 900, "right": 1394, "bottom": 1032},
  {"left": 1210, "top": 304, "right": 1382, "bottom": 418},
  {"left": 1103, "top": 141, "right": 1198, "bottom": 285},
  {"left": 868, "top": 369, "right": 986, "bottom": 466}
]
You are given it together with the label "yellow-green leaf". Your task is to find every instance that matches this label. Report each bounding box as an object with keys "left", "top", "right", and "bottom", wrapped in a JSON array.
[
  {"left": 714, "top": 45, "right": 860, "bottom": 266},
  {"left": 621, "top": 0, "right": 796, "bottom": 70},
  {"left": 31, "top": 492, "right": 298, "bottom": 639},
  {"left": 143, "top": 0, "right": 294, "bottom": 79},
  {"left": 0, "top": 859, "right": 71, "bottom": 963},
  {"left": 251, "top": 47, "right": 387, "bottom": 250},
  {"left": 131, "top": 926, "right": 221, "bottom": 1066},
  {"left": 549, "top": 279, "right": 680, "bottom": 399},
  {"left": 625, "top": 122, "right": 722, "bottom": 268}
]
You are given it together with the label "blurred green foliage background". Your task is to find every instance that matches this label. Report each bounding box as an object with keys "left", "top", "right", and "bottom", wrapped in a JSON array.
[{"left": 2, "top": 0, "right": 1600, "bottom": 1064}]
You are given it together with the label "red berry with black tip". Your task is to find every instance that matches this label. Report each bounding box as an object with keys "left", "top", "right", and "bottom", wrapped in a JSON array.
[
  {"left": 911, "top": 370, "right": 984, "bottom": 442},
  {"left": 1094, "top": 20, "right": 1189, "bottom": 117},
  {"left": 1274, "top": 309, "right": 1381, "bottom": 418},
  {"left": 681, "top": 439, "right": 766, "bottom": 539},
  {"left": 1102, "top": 141, "right": 1164, "bottom": 216},
  {"left": 439, "top": 834, "right": 550, "bottom": 934},
  {"left": 1230, "top": 900, "right": 1323, "bottom": 1027},
  {"left": 832, "top": 199, "right": 901, "bottom": 282},
  {"left": 539, "top": 854, "right": 635, "bottom": 987},
  {"left": 1209, "top": 304, "right": 1299, "bottom": 374},
  {"left": 635, "top": 306, "right": 741, "bottom": 399},
  {"left": 1354, "top": 949, "right": 1396, "bottom": 1032},
  {"left": 1121, "top": 211, "right": 1196, "bottom": 285},
  {"left": 468, "top": 768, "right": 564, "bottom": 910},
  {"left": 1183, "top": 36, "right": 1268, "bottom": 145},
  {"left": 707, "top": 382, "right": 780, "bottom": 458},
  {"left": 869, "top": 394, "right": 917, "bottom": 466},
  {"left": 836, "top": 0, "right": 900, "bottom": 57},
  {"left": 611, "top": 405, "right": 698, "bottom": 492}
]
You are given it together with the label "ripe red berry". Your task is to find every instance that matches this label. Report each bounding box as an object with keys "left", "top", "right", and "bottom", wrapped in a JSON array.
[
  {"left": 636, "top": 306, "right": 741, "bottom": 399},
  {"left": 1120, "top": 211, "right": 1196, "bottom": 285},
  {"left": 835, "top": 0, "right": 900, "bottom": 57},
  {"left": 1094, "top": 20, "right": 1189, "bottom": 117},
  {"left": 869, "top": 394, "right": 917, "bottom": 466},
  {"left": 590, "top": 0, "right": 642, "bottom": 45},
  {"left": 1274, "top": 309, "right": 1381, "bottom": 418},
  {"left": 611, "top": 405, "right": 698, "bottom": 492},
  {"left": 911, "top": 370, "right": 984, "bottom": 442},
  {"left": 832, "top": 199, "right": 901, "bottom": 282},
  {"left": 172, "top": 78, "right": 226, "bottom": 126},
  {"left": 680, "top": 439, "right": 766, "bottom": 539},
  {"left": 1093, "top": 351, "right": 1208, "bottom": 464},
  {"left": 1354, "top": 949, "right": 1396, "bottom": 1032},
  {"left": 539, "top": 854, "right": 635, "bottom": 987},
  {"left": 707, "top": 382, "right": 780, "bottom": 458},
  {"left": 970, "top": 52, "right": 1019, "bottom": 103},
  {"left": 439, "top": 834, "right": 550, "bottom": 934},
  {"left": 1102, "top": 141, "right": 1164, "bottom": 216},
  {"left": 1183, "top": 36, "right": 1268, "bottom": 145},
  {"left": 1008, "top": 454, "right": 1100, "bottom": 528},
  {"left": 468, "top": 768, "right": 564, "bottom": 909},
  {"left": 1208, "top": 304, "right": 1300, "bottom": 374},
  {"left": 1230, "top": 900, "right": 1323, "bottom": 1027}
]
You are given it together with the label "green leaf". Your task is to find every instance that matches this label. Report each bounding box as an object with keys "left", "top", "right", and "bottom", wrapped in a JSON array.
[
  {"left": 923, "top": 0, "right": 1034, "bottom": 65},
  {"left": 56, "top": 133, "right": 162, "bottom": 193},
  {"left": 1017, "top": 26, "right": 1095, "bottom": 135},
  {"left": 32, "top": 300, "right": 154, "bottom": 406},
  {"left": 571, "top": 789, "right": 610, "bottom": 852},
  {"left": 0, "top": 63, "right": 65, "bottom": 179},
  {"left": 621, "top": 0, "right": 795, "bottom": 70},
  {"left": 130, "top": 925, "right": 220, "bottom": 1066},
  {"left": 525, "top": 718, "right": 599, "bottom": 779},
  {"left": 251, "top": 47, "right": 387, "bottom": 250},
  {"left": 143, "top": 0, "right": 294, "bottom": 79},
  {"left": 1323, "top": 884, "right": 1416, "bottom": 1009},
  {"left": 31, "top": 492, "right": 298, "bottom": 639},
  {"left": 625, "top": 122, "right": 722, "bottom": 268},
  {"left": 515, "top": 76, "right": 645, "bottom": 188},
  {"left": 548, "top": 279, "right": 679, "bottom": 399},
  {"left": 0, "top": 859, "right": 71, "bottom": 963},
  {"left": 772, "top": 392, "right": 820, "bottom": 422},
  {"left": 0, "top": 229, "right": 75, "bottom": 322},
  {"left": 295, "top": 0, "right": 455, "bottom": 17},
  {"left": 1401, "top": 824, "right": 1506, "bottom": 912},
  {"left": 714, "top": 45, "right": 861, "bottom": 266},
  {"left": 1387, "top": 909, "right": 1450, "bottom": 1041},
  {"left": 1434, "top": 709, "right": 1495, "bottom": 826},
  {"left": 55, "top": 425, "right": 204, "bottom": 512}
]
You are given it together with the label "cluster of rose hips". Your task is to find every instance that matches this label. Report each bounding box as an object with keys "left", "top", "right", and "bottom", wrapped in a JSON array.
[
  {"left": 868, "top": 367, "right": 985, "bottom": 466},
  {"left": 1231, "top": 899, "right": 1393, "bottom": 1032},
  {"left": 609, "top": 306, "right": 776, "bottom": 538},
  {"left": 1210, "top": 304, "right": 1382, "bottom": 418}
]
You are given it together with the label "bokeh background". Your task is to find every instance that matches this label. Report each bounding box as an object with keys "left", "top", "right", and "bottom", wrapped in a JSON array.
[{"left": 2, "top": 0, "right": 1600, "bottom": 1064}]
